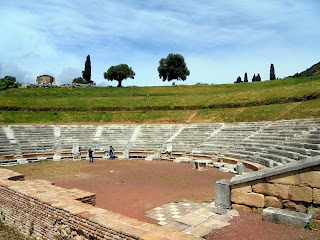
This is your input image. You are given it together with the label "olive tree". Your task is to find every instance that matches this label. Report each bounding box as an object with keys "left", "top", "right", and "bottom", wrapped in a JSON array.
[
  {"left": 158, "top": 53, "right": 190, "bottom": 82},
  {"left": 103, "top": 64, "right": 135, "bottom": 87}
]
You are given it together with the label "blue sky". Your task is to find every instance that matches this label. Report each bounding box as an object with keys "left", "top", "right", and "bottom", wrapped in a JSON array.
[{"left": 0, "top": 0, "right": 319, "bottom": 87}]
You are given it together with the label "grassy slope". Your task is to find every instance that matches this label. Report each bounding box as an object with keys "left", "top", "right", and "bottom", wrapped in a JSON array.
[{"left": 0, "top": 76, "right": 319, "bottom": 124}]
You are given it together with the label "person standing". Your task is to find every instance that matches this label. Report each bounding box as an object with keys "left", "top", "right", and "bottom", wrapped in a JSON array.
[
  {"left": 109, "top": 146, "right": 114, "bottom": 159},
  {"left": 88, "top": 148, "right": 94, "bottom": 163}
]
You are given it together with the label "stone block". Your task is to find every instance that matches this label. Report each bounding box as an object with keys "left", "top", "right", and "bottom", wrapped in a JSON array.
[
  {"left": 231, "top": 182, "right": 252, "bottom": 193},
  {"left": 215, "top": 180, "right": 231, "bottom": 209},
  {"left": 236, "top": 163, "right": 245, "bottom": 175},
  {"left": 219, "top": 167, "right": 229, "bottom": 172},
  {"left": 288, "top": 185, "right": 312, "bottom": 202},
  {"left": 300, "top": 171, "right": 320, "bottom": 188},
  {"left": 308, "top": 207, "right": 320, "bottom": 220},
  {"left": 252, "top": 182, "right": 289, "bottom": 199},
  {"left": 313, "top": 219, "right": 320, "bottom": 229},
  {"left": 264, "top": 196, "right": 282, "bottom": 208},
  {"left": 17, "top": 159, "right": 28, "bottom": 164},
  {"left": 231, "top": 191, "right": 264, "bottom": 208},
  {"left": 252, "top": 207, "right": 264, "bottom": 215},
  {"left": 232, "top": 204, "right": 251, "bottom": 212},
  {"left": 212, "top": 205, "right": 228, "bottom": 215},
  {"left": 313, "top": 188, "right": 320, "bottom": 204},
  {"left": 282, "top": 200, "right": 307, "bottom": 213},
  {"left": 176, "top": 213, "right": 207, "bottom": 226},
  {"left": 267, "top": 172, "right": 300, "bottom": 185},
  {"left": 263, "top": 207, "right": 312, "bottom": 228},
  {"left": 183, "top": 225, "right": 213, "bottom": 238},
  {"left": 123, "top": 149, "right": 130, "bottom": 159}
]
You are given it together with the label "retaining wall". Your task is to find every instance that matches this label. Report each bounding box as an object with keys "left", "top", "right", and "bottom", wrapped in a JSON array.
[
  {"left": 0, "top": 169, "right": 200, "bottom": 240},
  {"left": 216, "top": 156, "right": 320, "bottom": 227}
]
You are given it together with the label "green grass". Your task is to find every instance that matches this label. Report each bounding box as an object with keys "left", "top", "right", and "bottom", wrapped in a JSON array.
[{"left": 0, "top": 76, "right": 319, "bottom": 123}]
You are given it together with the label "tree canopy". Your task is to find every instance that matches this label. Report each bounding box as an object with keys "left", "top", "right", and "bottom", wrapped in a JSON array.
[
  {"left": 72, "top": 77, "right": 87, "bottom": 84},
  {"left": 244, "top": 73, "right": 248, "bottom": 82},
  {"left": 103, "top": 64, "right": 135, "bottom": 87},
  {"left": 158, "top": 53, "right": 190, "bottom": 82},
  {"left": 252, "top": 74, "right": 261, "bottom": 82},
  {"left": 234, "top": 76, "right": 242, "bottom": 83},
  {"left": 0, "top": 76, "right": 18, "bottom": 90},
  {"left": 270, "top": 64, "right": 276, "bottom": 80},
  {"left": 82, "top": 55, "right": 92, "bottom": 84}
]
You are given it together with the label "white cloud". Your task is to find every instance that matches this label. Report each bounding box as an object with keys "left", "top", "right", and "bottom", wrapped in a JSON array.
[{"left": 0, "top": 0, "right": 319, "bottom": 86}]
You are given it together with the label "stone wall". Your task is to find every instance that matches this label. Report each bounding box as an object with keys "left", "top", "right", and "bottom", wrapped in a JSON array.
[
  {"left": 0, "top": 169, "right": 200, "bottom": 240},
  {"left": 219, "top": 156, "right": 320, "bottom": 227}
]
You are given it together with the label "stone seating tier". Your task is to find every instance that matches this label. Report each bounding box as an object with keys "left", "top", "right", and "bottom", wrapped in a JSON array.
[{"left": 1, "top": 121, "right": 320, "bottom": 169}]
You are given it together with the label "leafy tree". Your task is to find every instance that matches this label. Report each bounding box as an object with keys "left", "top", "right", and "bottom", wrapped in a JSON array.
[
  {"left": 0, "top": 76, "right": 17, "bottom": 90},
  {"left": 257, "top": 74, "right": 261, "bottom": 81},
  {"left": 72, "top": 77, "right": 87, "bottom": 84},
  {"left": 103, "top": 64, "right": 135, "bottom": 87},
  {"left": 244, "top": 73, "right": 248, "bottom": 82},
  {"left": 82, "top": 55, "right": 92, "bottom": 84},
  {"left": 252, "top": 74, "right": 261, "bottom": 82},
  {"left": 234, "top": 76, "right": 242, "bottom": 83},
  {"left": 158, "top": 53, "right": 190, "bottom": 82},
  {"left": 270, "top": 64, "right": 276, "bottom": 80}
]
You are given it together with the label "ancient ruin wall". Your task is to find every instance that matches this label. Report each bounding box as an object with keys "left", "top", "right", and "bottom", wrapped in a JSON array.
[
  {"left": 0, "top": 169, "right": 200, "bottom": 240},
  {"left": 228, "top": 156, "right": 320, "bottom": 227}
]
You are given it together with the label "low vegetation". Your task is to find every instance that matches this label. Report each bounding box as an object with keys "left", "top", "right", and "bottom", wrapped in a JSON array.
[
  {"left": 0, "top": 75, "right": 319, "bottom": 124},
  {"left": 0, "top": 222, "right": 24, "bottom": 240}
]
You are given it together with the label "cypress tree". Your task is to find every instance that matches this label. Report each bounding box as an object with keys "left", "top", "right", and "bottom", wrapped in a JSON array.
[
  {"left": 244, "top": 73, "right": 248, "bottom": 82},
  {"left": 82, "top": 55, "right": 92, "bottom": 84},
  {"left": 270, "top": 64, "right": 276, "bottom": 80},
  {"left": 252, "top": 74, "right": 256, "bottom": 82}
]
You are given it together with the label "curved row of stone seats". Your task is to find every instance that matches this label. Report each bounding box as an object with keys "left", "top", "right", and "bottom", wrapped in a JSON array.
[
  {"left": 94, "top": 125, "right": 135, "bottom": 151},
  {"left": 224, "top": 119, "right": 320, "bottom": 167},
  {"left": 0, "top": 120, "right": 319, "bottom": 169},
  {"left": 0, "top": 129, "right": 15, "bottom": 156},
  {"left": 193, "top": 122, "right": 267, "bottom": 154},
  {"left": 171, "top": 123, "right": 222, "bottom": 152},
  {"left": 130, "top": 124, "right": 181, "bottom": 151},
  {"left": 222, "top": 152, "right": 275, "bottom": 167},
  {"left": 60, "top": 125, "right": 97, "bottom": 151},
  {"left": 10, "top": 125, "right": 55, "bottom": 154}
]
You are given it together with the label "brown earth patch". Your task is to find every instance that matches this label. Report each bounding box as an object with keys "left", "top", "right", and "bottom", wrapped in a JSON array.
[{"left": 7, "top": 160, "right": 320, "bottom": 239}]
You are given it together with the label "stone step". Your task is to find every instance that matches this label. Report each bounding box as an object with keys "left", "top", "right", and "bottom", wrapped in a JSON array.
[{"left": 262, "top": 207, "right": 312, "bottom": 228}]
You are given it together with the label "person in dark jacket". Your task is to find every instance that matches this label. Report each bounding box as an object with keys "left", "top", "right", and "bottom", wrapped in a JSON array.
[
  {"left": 88, "top": 148, "right": 93, "bottom": 163},
  {"left": 109, "top": 146, "right": 114, "bottom": 159}
]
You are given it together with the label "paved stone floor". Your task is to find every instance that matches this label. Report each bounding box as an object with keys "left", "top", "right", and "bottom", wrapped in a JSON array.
[
  {"left": 145, "top": 202, "right": 211, "bottom": 225},
  {"left": 145, "top": 202, "right": 239, "bottom": 238}
]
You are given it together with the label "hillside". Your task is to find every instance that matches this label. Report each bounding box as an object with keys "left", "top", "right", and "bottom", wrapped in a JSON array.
[
  {"left": 0, "top": 76, "right": 319, "bottom": 124},
  {"left": 292, "top": 61, "right": 320, "bottom": 77}
]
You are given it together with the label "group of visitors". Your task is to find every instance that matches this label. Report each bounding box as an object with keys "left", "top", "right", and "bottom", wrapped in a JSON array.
[{"left": 88, "top": 146, "right": 115, "bottom": 163}]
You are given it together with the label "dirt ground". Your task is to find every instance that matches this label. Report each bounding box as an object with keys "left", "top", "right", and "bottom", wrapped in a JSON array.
[{"left": 19, "top": 160, "right": 320, "bottom": 240}]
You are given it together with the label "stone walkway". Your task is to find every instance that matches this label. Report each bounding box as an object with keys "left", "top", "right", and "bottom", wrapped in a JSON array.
[{"left": 145, "top": 202, "right": 239, "bottom": 238}]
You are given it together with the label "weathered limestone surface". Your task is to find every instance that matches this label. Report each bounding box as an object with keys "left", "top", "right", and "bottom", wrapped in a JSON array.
[
  {"left": 300, "top": 171, "right": 320, "bottom": 188},
  {"left": 267, "top": 172, "right": 300, "bottom": 185},
  {"left": 231, "top": 191, "right": 264, "bottom": 208},
  {"left": 231, "top": 204, "right": 251, "bottom": 212},
  {"left": 227, "top": 156, "right": 320, "bottom": 226},
  {"left": 264, "top": 196, "right": 282, "bottom": 208},
  {"left": 288, "top": 185, "right": 312, "bottom": 202},
  {"left": 313, "top": 188, "right": 320, "bottom": 204},
  {"left": 215, "top": 180, "right": 231, "bottom": 209},
  {"left": 263, "top": 207, "right": 312, "bottom": 228},
  {"left": 252, "top": 183, "right": 289, "bottom": 199}
]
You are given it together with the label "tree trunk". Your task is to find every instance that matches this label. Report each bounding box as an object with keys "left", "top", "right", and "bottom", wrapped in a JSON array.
[{"left": 117, "top": 80, "right": 122, "bottom": 87}]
